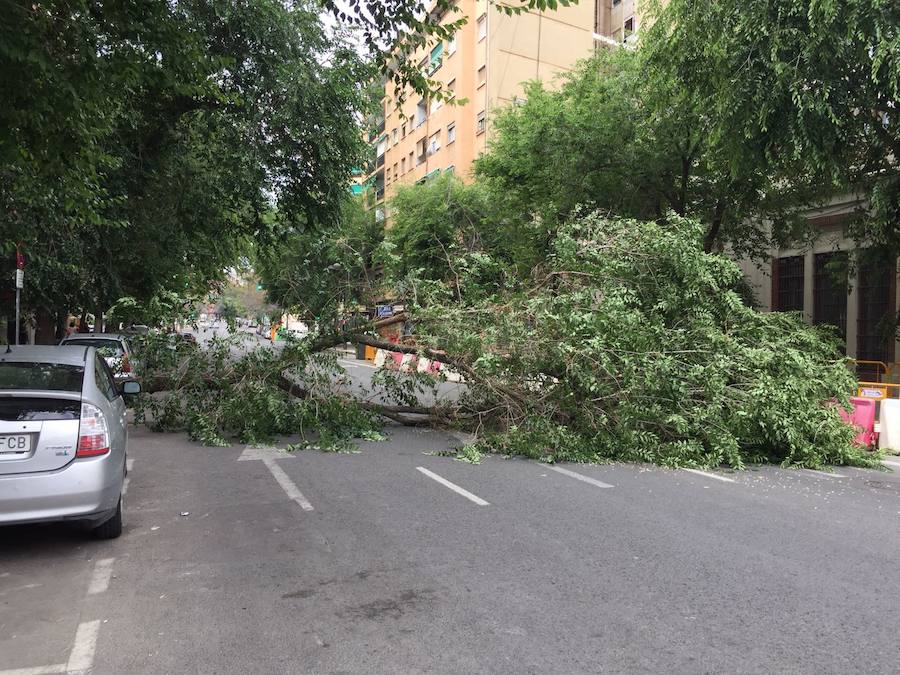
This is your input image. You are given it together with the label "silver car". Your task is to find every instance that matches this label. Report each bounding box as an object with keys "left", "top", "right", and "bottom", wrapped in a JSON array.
[
  {"left": 59, "top": 333, "right": 138, "bottom": 380},
  {"left": 0, "top": 346, "right": 140, "bottom": 539}
]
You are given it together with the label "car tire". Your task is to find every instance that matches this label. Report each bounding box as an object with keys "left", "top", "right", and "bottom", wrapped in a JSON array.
[{"left": 92, "top": 497, "right": 123, "bottom": 539}]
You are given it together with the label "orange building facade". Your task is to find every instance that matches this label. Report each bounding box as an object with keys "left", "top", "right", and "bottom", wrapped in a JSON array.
[{"left": 366, "top": 0, "right": 649, "bottom": 218}]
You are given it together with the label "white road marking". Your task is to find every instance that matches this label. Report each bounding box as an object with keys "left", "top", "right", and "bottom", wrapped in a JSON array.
[
  {"left": 547, "top": 465, "right": 613, "bottom": 488},
  {"left": 339, "top": 359, "right": 377, "bottom": 369},
  {"left": 87, "top": 558, "right": 115, "bottom": 595},
  {"left": 682, "top": 468, "right": 735, "bottom": 483},
  {"left": 65, "top": 620, "right": 101, "bottom": 673},
  {"left": 126, "top": 458, "right": 134, "bottom": 472},
  {"left": 264, "top": 458, "right": 314, "bottom": 511},
  {"left": 238, "top": 445, "right": 313, "bottom": 511},
  {"left": 416, "top": 467, "right": 490, "bottom": 505},
  {"left": 0, "top": 665, "right": 67, "bottom": 675},
  {"left": 803, "top": 469, "right": 847, "bottom": 479},
  {"left": 122, "top": 477, "right": 130, "bottom": 495}
]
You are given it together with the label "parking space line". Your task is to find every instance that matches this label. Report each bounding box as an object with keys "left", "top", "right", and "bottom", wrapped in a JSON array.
[
  {"left": 264, "top": 458, "right": 314, "bottom": 511},
  {"left": 87, "top": 558, "right": 115, "bottom": 595},
  {"left": 0, "top": 665, "right": 67, "bottom": 675},
  {"left": 126, "top": 458, "right": 134, "bottom": 473},
  {"left": 416, "top": 467, "right": 490, "bottom": 506},
  {"left": 682, "top": 468, "right": 735, "bottom": 483},
  {"left": 65, "top": 620, "right": 101, "bottom": 673},
  {"left": 546, "top": 465, "right": 613, "bottom": 488},
  {"left": 803, "top": 469, "right": 847, "bottom": 479}
]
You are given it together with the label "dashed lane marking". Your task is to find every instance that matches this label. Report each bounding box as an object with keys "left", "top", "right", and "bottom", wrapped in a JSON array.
[
  {"left": 264, "top": 458, "right": 314, "bottom": 512},
  {"left": 803, "top": 469, "right": 847, "bottom": 479},
  {"left": 682, "top": 468, "right": 736, "bottom": 483},
  {"left": 238, "top": 445, "right": 313, "bottom": 512},
  {"left": 416, "top": 467, "right": 490, "bottom": 506},
  {"left": 546, "top": 465, "right": 613, "bottom": 489},
  {"left": 65, "top": 620, "right": 101, "bottom": 674},
  {"left": 0, "top": 665, "right": 67, "bottom": 675},
  {"left": 86, "top": 558, "right": 115, "bottom": 596}
]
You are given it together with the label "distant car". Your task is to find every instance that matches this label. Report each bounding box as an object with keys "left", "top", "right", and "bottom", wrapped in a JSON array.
[
  {"left": 59, "top": 333, "right": 138, "bottom": 380},
  {"left": 0, "top": 345, "right": 141, "bottom": 538},
  {"left": 179, "top": 332, "right": 198, "bottom": 346}
]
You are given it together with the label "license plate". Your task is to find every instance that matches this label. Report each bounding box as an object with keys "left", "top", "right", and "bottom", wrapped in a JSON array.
[{"left": 0, "top": 434, "right": 31, "bottom": 453}]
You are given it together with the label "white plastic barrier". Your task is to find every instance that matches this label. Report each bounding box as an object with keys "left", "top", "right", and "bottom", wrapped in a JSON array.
[{"left": 878, "top": 398, "right": 900, "bottom": 452}]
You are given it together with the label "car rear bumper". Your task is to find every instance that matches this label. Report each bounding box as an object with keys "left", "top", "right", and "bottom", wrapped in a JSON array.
[{"left": 0, "top": 453, "right": 123, "bottom": 526}]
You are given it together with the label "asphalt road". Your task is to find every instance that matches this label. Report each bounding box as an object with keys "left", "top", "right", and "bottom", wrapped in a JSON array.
[{"left": 3, "top": 423, "right": 900, "bottom": 674}]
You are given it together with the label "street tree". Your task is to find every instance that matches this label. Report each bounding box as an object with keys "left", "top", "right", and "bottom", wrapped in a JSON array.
[{"left": 642, "top": 0, "right": 900, "bottom": 253}]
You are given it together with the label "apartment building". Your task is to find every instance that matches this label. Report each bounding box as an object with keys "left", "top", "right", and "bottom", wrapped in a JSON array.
[{"left": 366, "top": 0, "right": 647, "bottom": 212}]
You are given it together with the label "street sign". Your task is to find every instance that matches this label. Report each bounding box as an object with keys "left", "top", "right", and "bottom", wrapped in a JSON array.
[
  {"left": 14, "top": 269, "right": 23, "bottom": 289},
  {"left": 376, "top": 304, "right": 393, "bottom": 318}
]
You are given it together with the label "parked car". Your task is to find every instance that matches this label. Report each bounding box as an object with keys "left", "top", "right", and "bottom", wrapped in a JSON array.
[
  {"left": 59, "top": 333, "right": 138, "bottom": 380},
  {"left": 0, "top": 345, "right": 141, "bottom": 538}
]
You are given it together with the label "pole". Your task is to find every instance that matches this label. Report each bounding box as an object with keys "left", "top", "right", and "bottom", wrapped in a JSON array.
[{"left": 14, "top": 287, "right": 19, "bottom": 346}]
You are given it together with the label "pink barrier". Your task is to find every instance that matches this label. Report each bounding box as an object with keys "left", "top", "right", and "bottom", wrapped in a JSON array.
[{"left": 837, "top": 397, "right": 877, "bottom": 447}]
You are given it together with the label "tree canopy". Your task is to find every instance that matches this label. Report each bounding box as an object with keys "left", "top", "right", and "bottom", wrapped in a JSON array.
[{"left": 1, "top": 0, "right": 372, "bottom": 334}]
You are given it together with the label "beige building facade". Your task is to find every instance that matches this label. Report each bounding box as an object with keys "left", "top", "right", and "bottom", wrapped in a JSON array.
[
  {"left": 737, "top": 201, "right": 899, "bottom": 368},
  {"left": 367, "top": 0, "right": 648, "bottom": 212}
]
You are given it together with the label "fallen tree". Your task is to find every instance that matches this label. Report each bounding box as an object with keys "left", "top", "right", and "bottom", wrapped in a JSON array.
[{"left": 135, "top": 213, "right": 876, "bottom": 469}]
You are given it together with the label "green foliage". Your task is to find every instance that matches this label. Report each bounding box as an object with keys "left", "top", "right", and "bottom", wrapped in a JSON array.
[
  {"left": 256, "top": 196, "right": 384, "bottom": 321},
  {"left": 133, "top": 330, "right": 382, "bottom": 449},
  {"left": 476, "top": 46, "right": 805, "bottom": 259},
  {"left": 643, "top": 0, "right": 900, "bottom": 253},
  {"left": 409, "top": 213, "right": 876, "bottom": 470},
  {"left": 1, "top": 0, "right": 373, "bottom": 330}
]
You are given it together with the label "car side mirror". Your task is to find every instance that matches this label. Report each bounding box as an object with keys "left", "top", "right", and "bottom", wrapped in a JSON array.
[{"left": 120, "top": 380, "right": 142, "bottom": 396}]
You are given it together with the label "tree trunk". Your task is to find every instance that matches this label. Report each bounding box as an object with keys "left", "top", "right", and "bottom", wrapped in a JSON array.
[
  {"left": 55, "top": 310, "right": 67, "bottom": 342},
  {"left": 33, "top": 307, "right": 57, "bottom": 345}
]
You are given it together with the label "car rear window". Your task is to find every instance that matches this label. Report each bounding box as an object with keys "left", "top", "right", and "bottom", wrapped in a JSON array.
[
  {"left": 0, "top": 362, "right": 84, "bottom": 392},
  {"left": 0, "top": 397, "right": 81, "bottom": 420},
  {"left": 63, "top": 339, "right": 124, "bottom": 358}
]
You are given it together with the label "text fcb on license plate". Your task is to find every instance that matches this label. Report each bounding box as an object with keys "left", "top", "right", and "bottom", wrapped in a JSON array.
[{"left": 0, "top": 434, "right": 30, "bottom": 453}]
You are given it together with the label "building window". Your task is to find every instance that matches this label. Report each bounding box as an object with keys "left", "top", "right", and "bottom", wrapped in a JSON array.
[
  {"left": 416, "top": 138, "right": 427, "bottom": 164},
  {"left": 431, "top": 97, "right": 443, "bottom": 114},
  {"left": 428, "top": 43, "right": 444, "bottom": 74},
  {"left": 476, "top": 110, "right": 486, "bottom": 135},
  {"left": 477, "top": 65, "right": 486, "bottom": 87},
  {"left": 813, "top": 252, "right": 848, "bottom": 347},
  {"left": 612, "top": 0, "right": 621, "bottom": 5},
  {"left": 772, "top": 256, "right": 804, "bottom": 312},
  {"left": 393, "top": 162, "right": 398, "bottom": 179},
  {"left": 391, "top": 128, "right": 398, "bottom": 145},
  {"left": 401, "top": 123, "right": 406, "bottom": 139},
  {"left": 624, "top": 16, "right": 635, "bottom": 40},
  {"left": 401, "top": 157, "right": 406, "bottom": 174},
  {"left": 409, "top": 151, "right": 414, "bottom": 167},
  {"left": 856, "top": 255, "right": 895, "bottom": 370},
  {"left": 427, "top": 131, "right": 441, "bottom": 155},
  {"left": 386, "top": 167, "right": 391, "bottom": 182},
  {"left": 447, "top": 122, "right": 456, "bottom": 144},
  {"left": 447, "top": 33, "right": 457, "bottom": 56},
  {"left": 477, "top": 14, "right": 486, "bottom": 41},
  {"left": 415, "top": 99, "right": 427, "bottom": 128}
]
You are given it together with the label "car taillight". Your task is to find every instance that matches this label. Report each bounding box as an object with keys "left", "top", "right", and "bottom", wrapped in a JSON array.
[
  {"left": 121, "top": 355, "right": 132, "bottom": 373},
  {"left": 77, "top": 403, "right": 110, "bottom": 457}
]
